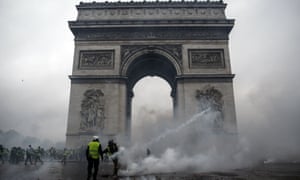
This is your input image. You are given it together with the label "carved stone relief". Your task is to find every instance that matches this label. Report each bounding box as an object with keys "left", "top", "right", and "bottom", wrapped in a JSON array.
[
  {"left": 79, "top": 50, "right": 114, "bottom": 69},
  {"left": 121, "top": 44, "right": 182, "bottom": 66},
  {"left": 188, "top": 49, "right": 225, "bottom": 68},
  {"left": 80, "top": 89, "right": 105, "bottom": 131},
  {"left": 196, "top": 85, "right": 224, "bottom": 129},
  {"left": 77, "top": 8, "right": 225, "bottom": 21}
]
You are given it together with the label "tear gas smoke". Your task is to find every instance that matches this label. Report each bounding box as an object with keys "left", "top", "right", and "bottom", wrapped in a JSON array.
[
  {"left": 0, "top": 163, "right": 57, "bottom": 180},
  {"left": 145, "top": 108, "right": 211, "bottom": 148},
  {"left": 116, "top": 108, "right": 242, "bottom": 175},
  {"left": 115, "top": 106, "right": 300, "bottom": 176}
]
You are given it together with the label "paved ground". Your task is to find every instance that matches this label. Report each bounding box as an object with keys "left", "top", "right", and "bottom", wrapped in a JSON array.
[{"left": 1, "top": 161, "right": 300, "bottom": 180}]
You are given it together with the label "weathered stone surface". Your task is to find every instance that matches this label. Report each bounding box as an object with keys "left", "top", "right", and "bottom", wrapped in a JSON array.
[
  {"left": 76, "top": 1, "right": 227, "bottom": 21},
  {"left": 79, "top": 50, "right": 115, "bottom": 69},
  {"left": 188, "top": 49, "right": 225, "bottom": 68},
  {"left": 66, "top": 1, "right": 237, "bottom": 148}
]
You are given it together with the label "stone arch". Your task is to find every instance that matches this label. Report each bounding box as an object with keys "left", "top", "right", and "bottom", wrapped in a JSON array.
[
  {"left": 122, "top": 48, "right": 181, "bottom": 138},
  {"left": 66, "top": 1, "right": 238, "bottom": 147},
  {"left": 121, "top": 46, "right": 182, "bottom": 78}
]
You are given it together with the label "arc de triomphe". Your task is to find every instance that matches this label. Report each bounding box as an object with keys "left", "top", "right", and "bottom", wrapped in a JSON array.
[{"left": 66, "top": 0, "right": 237, "bottom": 148}]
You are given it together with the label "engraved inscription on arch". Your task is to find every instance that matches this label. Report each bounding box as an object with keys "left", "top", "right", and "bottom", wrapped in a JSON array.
[
  {"left": 75, "top": 29, "right": 228, "bottom": 41},
  {"left": 79, "top": 50, "right": 114, "bottom": 69},
  {"left": 188, "top": 49, "right": 225, "bottom": 68}
]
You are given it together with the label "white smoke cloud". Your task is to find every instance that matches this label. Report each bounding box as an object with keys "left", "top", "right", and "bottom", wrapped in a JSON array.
[
  {"left": 120, "top": 103, "right": 300, "bottom": 176},
  {"left": 126, "top": 70, "right": 300, "bottom": 175},
  {"left": 119, "top": 108, "right": 249, "bottom": 175}
]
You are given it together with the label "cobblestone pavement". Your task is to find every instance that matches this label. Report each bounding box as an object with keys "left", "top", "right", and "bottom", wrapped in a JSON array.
[{"left": 1, "top": 161, "right": 300, "bottom": 180}]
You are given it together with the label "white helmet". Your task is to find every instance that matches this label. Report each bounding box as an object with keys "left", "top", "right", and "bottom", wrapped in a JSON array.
[{"left": 93, "top": 136, "right": 99, "bottom": 140}]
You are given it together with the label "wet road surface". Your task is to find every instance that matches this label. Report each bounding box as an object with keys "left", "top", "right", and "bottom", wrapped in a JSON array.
[{"left": 1, "top": 161, "right": 300, "bottom": 180}]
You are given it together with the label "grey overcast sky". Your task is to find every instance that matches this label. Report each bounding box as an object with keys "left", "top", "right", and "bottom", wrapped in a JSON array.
[{"left": 0, "top": 0, "right": 300, "bottom": 145}]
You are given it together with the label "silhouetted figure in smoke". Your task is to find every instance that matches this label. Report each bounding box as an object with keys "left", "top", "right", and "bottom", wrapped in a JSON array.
[
  {"left": 86, "top": 136, "right": 103, "bottom": 180},
  {"left": 34, "top": 146, "right": 44, "bottom": 165},
  {"left": 8, "top": 147, "right": 24, "bottom": 164},
  {"left": 0, "top": 144, "right": 4, "bottom": 164},
  {"left": 79, "top": 145, "right": 86, "bottom": 161},
  {"left": 49, "top": 147, "right": 57, "bottom": 161},
  {"left": 103, "top": 139, "right": 119, "bottom": 177},
  {"left": 61, "top": 148, "right": 70, "bottom": 165},
  {"left": 146, "top": 148, "right": 151, "bottom": 157},
  {"left": 25, "top": 145, "right": 34, "bottom": 165}
]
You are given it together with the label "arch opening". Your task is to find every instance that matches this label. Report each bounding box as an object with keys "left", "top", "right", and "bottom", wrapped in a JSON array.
[
  {"left": 126, "top": 53, "right": 178, "bottom": 91},
  {"left": 125, "top": 52, "right": 178, "bottom": 140},
  {"left": 131, "top": 76, "right": 173, "bottom": 143}
]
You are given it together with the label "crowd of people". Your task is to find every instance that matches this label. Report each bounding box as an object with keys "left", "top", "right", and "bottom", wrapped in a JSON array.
[
  {"left": 0, "top": 137, "right": 120, "bottom": 179},
  {"left": 0, "top": 144, "right": 90, "bottom": 165}
]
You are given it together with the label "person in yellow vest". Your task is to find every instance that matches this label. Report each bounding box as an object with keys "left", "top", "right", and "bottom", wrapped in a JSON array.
[
  {"left": 103, "top": 139, "right": 119, "bottom": 177},
  {"left": 86, "top": 136, "right": 103, "bottom": 180}
]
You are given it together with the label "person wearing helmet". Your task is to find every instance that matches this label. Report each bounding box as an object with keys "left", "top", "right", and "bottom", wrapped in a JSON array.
[
  {"left": 86, "top": 136, "right": 103, "bottom": 180},
  {"left": 103, "top": 139, "right": 119, "bottom": 177}
]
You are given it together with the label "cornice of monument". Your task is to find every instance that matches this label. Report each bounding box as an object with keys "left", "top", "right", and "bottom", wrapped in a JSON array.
[
  {"left": 69, "top": 75, "right": 128, "bottom": 84},
  {"left": 176, "top": 74, "right": 235, "bottom": 82},
  {"left": 77, "top": 0, "right": 226, "bottom": 9},
  {"left": 69, "top": 19, "right": 234, "bottom": 27},
  {"left": 69, "top": 26, "right": 233, "bottom": 41},
  {"left": 75, "top": 0, "right": 228, "bottom": 21},
  {"left": 68, "top": 0, "right": 235, "bottom": 41},
  {"left": 176, "top": 74, "right": 235, "bottom": 78}
]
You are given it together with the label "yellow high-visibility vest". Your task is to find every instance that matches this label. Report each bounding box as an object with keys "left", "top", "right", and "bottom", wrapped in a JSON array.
[
  {"left": 88, "top": 141, "right": 100, "bottom": 159},
  {"left": 106, "top": 146, "right": 112, "bottom": 156}
]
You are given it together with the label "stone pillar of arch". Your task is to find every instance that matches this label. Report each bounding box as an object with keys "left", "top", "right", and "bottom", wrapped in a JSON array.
[{"left": 66, "top": 0, "right": 237, "bottom": 148}]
